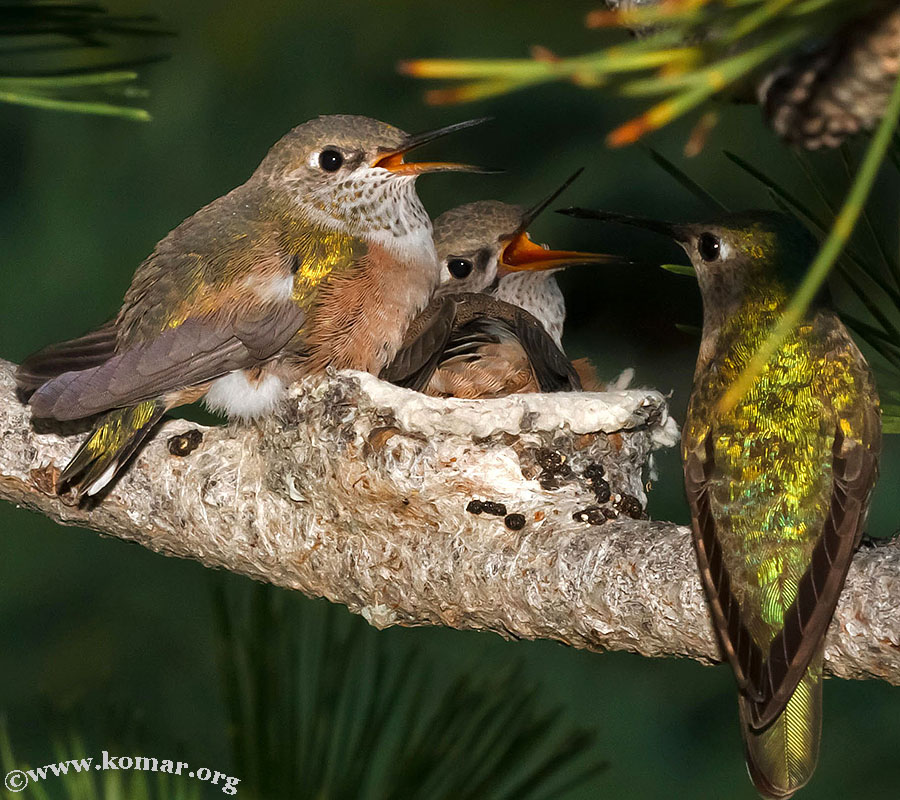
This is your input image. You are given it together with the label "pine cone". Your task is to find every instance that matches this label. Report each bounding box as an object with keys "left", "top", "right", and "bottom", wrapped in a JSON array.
[{"left": 759, "top": 2, "right": 900, "bottom": 149}]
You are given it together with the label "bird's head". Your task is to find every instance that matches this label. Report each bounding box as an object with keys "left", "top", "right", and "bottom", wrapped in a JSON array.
[
  {"left": 434, "top": 172, "right": 622, "bottom": 297},
  {"left": 559, "top": 207, "right": 817, "bottom": 315},
  {"left": 257, "top": 114, "right": 489, "bottom": 247}
]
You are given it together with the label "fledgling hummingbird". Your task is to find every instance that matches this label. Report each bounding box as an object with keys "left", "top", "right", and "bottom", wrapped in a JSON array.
[
  {"left": 382, "top": 174, "right": 616, "bottom": 397},
  {"left": 562, "top": 206, "right": 881, "bottom": 798},
  {"left": 17, "top": 114, "right": 488, "bottom": 498}
]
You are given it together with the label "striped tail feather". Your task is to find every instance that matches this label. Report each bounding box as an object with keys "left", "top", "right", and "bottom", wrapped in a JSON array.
[
  {"left": 16, "top": 322, "right": 117, "bottom": 396},
  {"left": 739, "top": 649, "right": 823, "bottom": 799},
  {"left": 58, "top": 399, "right": 166, "bottom": 499}
]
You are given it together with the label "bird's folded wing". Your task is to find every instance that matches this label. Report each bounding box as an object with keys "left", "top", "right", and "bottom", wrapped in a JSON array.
[
  {"left": 28, "top": 303, "right": 305, "bottom": 420},
  {"left": 684, "top": 432, "right": 768, "bottom": 702},
  {"left": 379, "top": 295, "right": 457, "bottom": 392},
  {"left": 513, "top": 310, "right": 581, "bottom": 392}
]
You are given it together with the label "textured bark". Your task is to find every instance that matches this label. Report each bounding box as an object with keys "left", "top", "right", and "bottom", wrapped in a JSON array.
[{"left": 0, "top": 358, "right": 897, "bottom": 684}]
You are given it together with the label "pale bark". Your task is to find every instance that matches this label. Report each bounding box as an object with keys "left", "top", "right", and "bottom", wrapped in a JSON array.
[{"left": 0, "top": 359, "right": 897, "bottom": 684}]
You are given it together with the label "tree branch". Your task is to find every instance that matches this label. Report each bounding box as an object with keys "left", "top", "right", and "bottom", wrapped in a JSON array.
[{"left": 0, "top": 359, "right": 897, "bottom": 684}]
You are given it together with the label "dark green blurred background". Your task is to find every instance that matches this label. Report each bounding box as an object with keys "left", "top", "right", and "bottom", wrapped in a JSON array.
[{"left": 1, "top": 1, "right": 898, "bottom": 797}]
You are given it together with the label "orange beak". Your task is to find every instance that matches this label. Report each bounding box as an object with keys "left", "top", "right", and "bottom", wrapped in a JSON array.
[
  {"left": 498, "top": 230, "right": 622, "bottom": 276},
  {"left": 371, "top": 117, "right": 496, "bottom": 175}
]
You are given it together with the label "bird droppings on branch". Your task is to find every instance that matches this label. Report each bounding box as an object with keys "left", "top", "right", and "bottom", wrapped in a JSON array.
[
  {"left": 168, "top": 428, "right": 203, "bottom": 457},
  {"left": 504, "top": 513, "right": 527, "bottom": 530}
]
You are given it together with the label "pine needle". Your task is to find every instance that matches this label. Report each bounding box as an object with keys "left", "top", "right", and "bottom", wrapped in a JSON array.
[
  {"left": 400, "top": 0, "right": 870, "bottom": 145},
  {"left": 0, "top": 2, "right": 170, "bottom": 120},
  {"left": 211, "top": 582, "right": 608, "bottom": 799},
  {"left": 718, "top": 71, "right": 900, "bottom": 412}
]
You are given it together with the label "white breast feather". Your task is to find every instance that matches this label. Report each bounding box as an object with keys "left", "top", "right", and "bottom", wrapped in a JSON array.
[{"left": 204, "top": 371, "right": 286, "bottom": 420}]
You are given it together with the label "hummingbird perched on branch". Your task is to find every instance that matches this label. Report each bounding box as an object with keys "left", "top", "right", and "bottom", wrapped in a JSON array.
[
  {"left": 17, "top": 114, "right": 488, "bottom": 499},
  {"left": 562, "top": 206, "right": 881, "bottom": 798},
  {"left": 381, "top": 173, "right": 616, "bottom": 397}
]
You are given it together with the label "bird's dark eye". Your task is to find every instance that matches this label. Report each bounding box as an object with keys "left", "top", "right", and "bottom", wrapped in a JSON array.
[
  {"left": 447, "top": 258, "right": 474, "bottom": 279},
  {"left": 318, "top": 149, "right": 344, "bottom": 172},
  {"left": 697, "top": 232, "right": 721, "bottom": 262}
]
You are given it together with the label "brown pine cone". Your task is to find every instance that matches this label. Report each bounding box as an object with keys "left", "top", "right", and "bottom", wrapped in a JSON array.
[{"left": 759, "top": 2, "right": 900, "bottom": 149}]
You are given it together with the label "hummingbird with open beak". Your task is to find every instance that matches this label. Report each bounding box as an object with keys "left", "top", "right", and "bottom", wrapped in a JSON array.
[
  {"left": 562, "top": 207, "right": 881, "bottom": 798},
  {"left": 17, "top": 114, "right": 488, "bottom": 498},
  {"left": 381, "top": 173, "right": 616, "bottom": 397}
]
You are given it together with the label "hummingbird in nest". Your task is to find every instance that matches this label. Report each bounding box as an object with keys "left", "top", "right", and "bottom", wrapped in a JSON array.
[
  {"left": 562, "top": 206, "right": 881, "bottom": 798},
  {"left": 381, "top": 172, "right": 618, "bottom": 397},
  {"left": 16, "top": 114, "right": 489, "bottom": 499}
]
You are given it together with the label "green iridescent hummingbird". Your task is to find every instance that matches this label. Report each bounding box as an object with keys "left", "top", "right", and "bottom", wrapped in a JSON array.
[
  {"left": 16, "top": 114, "right": 487, "bottom": 499},
  {"left": 561, "top": 207, "right": 881, "bottom": 798}
]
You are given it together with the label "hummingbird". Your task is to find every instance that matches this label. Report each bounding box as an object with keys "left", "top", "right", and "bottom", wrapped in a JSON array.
[
  {"left": 16, "top": 114, "right": 488, "bottom": 498},
  {"left": 562, "top": 206, "right": 881, "bottom": 798},
  {"left": 381, "top": 174, "right": 616, "bottom": 397}
]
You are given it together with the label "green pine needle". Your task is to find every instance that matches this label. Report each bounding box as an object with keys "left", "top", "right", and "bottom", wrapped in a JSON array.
[
  {"left": 0, "top": 719, "right": 202, "bottom": 800},
  {"left": 0, "top": 89, "right": 151, "bottom": 119},
  {"left": 646, "top": 148, "right": 728, "bottom": 211},
  {"left": 400, "top": 0, "right": 874, "bottom": 146},
  {"left": 661, "top": 263, "right": 696, "bottom": 276},
  {"left": 212, "top": 581, "right": 608, "bottom": 800},
  {"left": 0, "top": 2, "right": 171, "bottom": 120}
]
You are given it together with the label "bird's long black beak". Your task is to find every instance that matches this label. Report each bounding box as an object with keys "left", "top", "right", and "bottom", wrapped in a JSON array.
[
  {"left": 558, "top": 207, "right": 691, "bottom": 243},
  {"left": 497, "top": 174, "right": 629, "bottom": 276},
  {"left": 402, "top": 117, "right": 490, "bottom": 151},
  {"left": 516, "top": 168, "right": 585, "bottom": 233},
  {"left": 372, "top": 117, "right": 498, "bottom": 175}
]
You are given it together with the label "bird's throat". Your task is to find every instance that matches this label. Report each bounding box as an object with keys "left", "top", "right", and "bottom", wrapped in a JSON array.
[{"left": 300, "top": 239, "right": 439, "bottom": 376}]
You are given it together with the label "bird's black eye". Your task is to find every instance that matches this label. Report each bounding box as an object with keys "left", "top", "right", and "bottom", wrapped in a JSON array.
[
  {"left": 318, "top": 149, "right": 344, "bottom": 172},
  {"left": 697, "top": 232, "right": 721, "bottom": 262},
  {"left": 447, "top": 258, "right": 474, "bottom": 279}
]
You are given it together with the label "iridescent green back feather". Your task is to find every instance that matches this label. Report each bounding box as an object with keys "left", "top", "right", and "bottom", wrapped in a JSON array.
[{"left": 684, "top": 281, "right": 879, "bottom": 798}]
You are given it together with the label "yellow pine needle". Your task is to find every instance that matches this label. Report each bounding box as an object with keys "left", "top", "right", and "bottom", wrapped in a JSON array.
[
  {"left": 723, "top": 0, "right": 797, "bottom": 44},
  {"left": 400, "top": 45, "right": 698, "bottom": 89},
  {"left": 589, "top": 46, "right": 698, "bottom": 71},
  {"left": 621, "top": 23, "right": 807, "bottom": 96},
  {"left": 571, "top": 69, "right": 607, "bottom": 89},
  {"left": 607, "top": 85, "right": 711, "bottom": 146},
  {"left": 398, "top": 58, "right": 548, "bottom": 79},
  {"left": 659, "top": 60, "right": 693, "bottom": 78},
  {"left": 608, "top": 22, "right": 808, "bottom": 144},
  {"left": 424, "top": 79, "right": 520, "bottom": 105},
  {"left": 403, "top": 0, "right": 862, "bottom": 150},
  {"left": 718, "top": 71, "right": 900, "bottom": 413}
]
